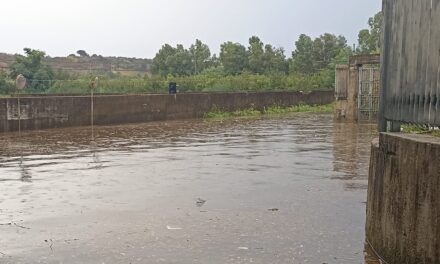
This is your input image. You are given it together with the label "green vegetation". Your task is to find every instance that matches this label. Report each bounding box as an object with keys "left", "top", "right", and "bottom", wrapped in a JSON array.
[
  {"left": 402, "top": 125, "right": 440, "bottom": 137},
  {"left": 204, "top": 108, "right": 262, "bottom": 119},
  {"left": 357, "top": 12, "right": 383, "bottom": 54},
  {"left": 263, "top": 104, "right": 333, "bottom": 114},
  {"left": 204, "top": 103, "right": 333, "bottom": 119},
  {"left": 8, "top": 48, "right": 54, "bottom": 93},
  {"left": 42, "top": 71, "right": 333, "bottom": 94},
  {"left": 0, "top": 12, "right": 382, "bottom": 95},
  {"left": 0, "top": 70, "right": 14, "bottom": 94}
]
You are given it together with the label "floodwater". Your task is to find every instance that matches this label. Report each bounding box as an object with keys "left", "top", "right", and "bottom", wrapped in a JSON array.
[{"left": 0, "top": 113, "right": 379, "bottom": 264}]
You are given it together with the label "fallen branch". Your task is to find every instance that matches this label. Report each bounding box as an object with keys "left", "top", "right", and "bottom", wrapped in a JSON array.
[
  {"left": 44, "top": 239, "right": 54, "bottom": 253},
  {"left": 0, "top": 222, "right": 31, "bottom": 229},
  {"left": 64, "top": 238, "right": 79, "bottom": 243},
  {"left": 13, "top": 223, "right": 30, "bottom": 229}
]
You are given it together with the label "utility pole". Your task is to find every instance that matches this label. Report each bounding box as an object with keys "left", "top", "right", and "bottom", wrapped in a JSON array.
[{"left": 15, "top": 75, "right": 26, "bottom": 135}]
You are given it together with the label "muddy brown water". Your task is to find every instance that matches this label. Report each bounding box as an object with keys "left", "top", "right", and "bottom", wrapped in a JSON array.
[{"left": 0, "top": 113, "right": 380, "bottom": 264}]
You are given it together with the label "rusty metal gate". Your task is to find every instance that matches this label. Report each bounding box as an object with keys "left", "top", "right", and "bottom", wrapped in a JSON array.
[{"left": 358, "top": 67, "right": 380, "bottom": 121}]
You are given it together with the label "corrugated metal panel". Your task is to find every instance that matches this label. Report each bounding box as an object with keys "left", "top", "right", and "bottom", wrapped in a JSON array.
[{"left": 380, "top": 0, "right": 440, "bottom": 130}]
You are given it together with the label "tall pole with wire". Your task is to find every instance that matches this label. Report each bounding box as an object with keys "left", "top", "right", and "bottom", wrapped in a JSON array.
[
  {"left": 18, "top": 91, "right": 20, "bottom": 134},
  {"left": 91, "top": 77, "right": 98, "bottom": 141},
  {"left": 15, "top": 75, "right": 26, "bottom": 135}
]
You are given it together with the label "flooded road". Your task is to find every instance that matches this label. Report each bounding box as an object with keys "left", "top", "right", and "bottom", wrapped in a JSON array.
[{"left": 0, "top": 113, "right": 378, "bottom": 264}]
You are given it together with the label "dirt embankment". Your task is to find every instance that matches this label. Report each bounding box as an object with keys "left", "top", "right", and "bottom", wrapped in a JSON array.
[{"left": 0, "top": 52, "right": 152, "bottom": 76}]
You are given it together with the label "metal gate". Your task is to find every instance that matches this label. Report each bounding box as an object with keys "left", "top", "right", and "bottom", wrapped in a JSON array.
[{"left": 358, "top": 67, "right": 380, "bottom": 121}]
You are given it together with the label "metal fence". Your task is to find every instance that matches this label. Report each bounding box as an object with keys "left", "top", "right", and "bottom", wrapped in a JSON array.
[
  {"left": 379, "top": 0, "right": 440, "bottom": 131},
  {"left": 359, "top": 67, "right": 380, "bottom": 121},
  {"left": 0, "top": 72, "right": 336, "bottom": 95}
]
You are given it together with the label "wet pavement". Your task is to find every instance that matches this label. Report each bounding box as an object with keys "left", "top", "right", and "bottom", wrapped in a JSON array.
[{"left": 0, "top": 113, "right": 379, "bottom": 263}]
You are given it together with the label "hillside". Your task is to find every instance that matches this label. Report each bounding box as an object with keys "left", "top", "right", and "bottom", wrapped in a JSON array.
[{"left": 0, "top": 52, "right": 152, "bottom": 77}]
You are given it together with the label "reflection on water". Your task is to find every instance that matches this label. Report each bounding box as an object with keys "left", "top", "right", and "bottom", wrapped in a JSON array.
[
  {"left": 332, "top": 122, "right": 377, "bottom": 188},
  {"left": 0, "top": 113, "right": 379, "bottom": 263},
  {"left": 18, "top": 156, "right": 32, "bottom": 182}
]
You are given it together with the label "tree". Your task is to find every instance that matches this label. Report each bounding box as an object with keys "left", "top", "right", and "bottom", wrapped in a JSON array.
[
  {"left": 246, "top": 36, "right": 288, "bottom": 74},
  {"left": 262, "top": 45, "right": 288, "bottom": 74},
  {"left": 77, "top": 50, "right": 90, "bottom": 57},
  {"left": 331, "top": 47, "right": 353, "bottom": 66},
  {"left": 151, "top": 44, "right": 177, "bottom": 76},
  {"left": 209, "top": 54, "right": 221, "bottom": 68},
  {"left": 291, "top": 34, "right": 315, "bottom": 74},
  {"left": 0, "top": 70, "right": 14, "bottom": 94},
  {"left": 312, "top": 34, "right": 348, "bottom": 70},
  {"left": 318, "top": 46, "right": 354, "bottom": 89},
  {"left": 220, "top": 42, "right": 248, "bottom": 75},
  {"left": 166, "top": 44, "right": 193, "bottom": 76},
  {"left": 291, "top": 33, "right": 348, "bottom": 74},
  {"left": 189, "top": 39, "right": 211, "bottom": 74},
  {"left": 9, "top": 48, "right": 54, "bottom": 92},
  {"left": 357, "top": 12, "right": 383, "bottom": 54},
  {"left": 247, "top": 36, "right": 265, "bottom": 74},
  {"left": 151, "top": 44, "right": 193, "bottom": 76}
]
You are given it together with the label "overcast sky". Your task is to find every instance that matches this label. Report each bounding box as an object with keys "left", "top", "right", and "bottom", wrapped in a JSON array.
[{"left": 0, "top": 0, "right": 381, "bottom": 59}]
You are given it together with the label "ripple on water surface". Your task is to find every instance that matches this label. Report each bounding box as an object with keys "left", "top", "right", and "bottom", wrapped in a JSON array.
[{"left": 0, "top": 113, "right": 379, "bottom": 263}]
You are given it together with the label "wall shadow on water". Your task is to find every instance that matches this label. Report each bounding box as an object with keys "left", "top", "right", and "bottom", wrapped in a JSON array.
[
  {"left": 332, "top": 121, "right": 381, "bottom": 264},
  {"left": 332, "top": 121, "right": 377, "bottom": 189},
  {"left": 0, "top": 115, "right": 385, "bottom": 263}
]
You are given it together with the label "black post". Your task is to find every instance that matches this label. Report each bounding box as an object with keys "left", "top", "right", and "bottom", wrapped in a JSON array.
[{"left": 168, "top": 82, "right": 177, "bottom": 94}]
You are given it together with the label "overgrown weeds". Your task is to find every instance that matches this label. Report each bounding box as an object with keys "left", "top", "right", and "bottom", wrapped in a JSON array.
[{"left": 204, "top": 103, "right": 333, "bottom": 119}]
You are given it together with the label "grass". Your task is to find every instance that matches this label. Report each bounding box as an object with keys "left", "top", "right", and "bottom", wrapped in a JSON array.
[
  {"left": 204, "top": 103, "right": 333, "bottom": 119},
  {"left": 263, "top": 104, "right": 333, "bottom": 114},
  {"left": 401, "top": 125, "right": 440, "bottom": 137},
  {"left": 204, "top": 108, "right": 262, "bottom": 119}
]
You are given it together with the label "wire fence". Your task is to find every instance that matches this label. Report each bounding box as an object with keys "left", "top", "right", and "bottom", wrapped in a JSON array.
[{"left": 0, "top": 72, "right": 335, "bottom": 96}]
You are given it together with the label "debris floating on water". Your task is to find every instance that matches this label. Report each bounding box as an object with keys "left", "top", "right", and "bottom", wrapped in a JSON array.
[
  {"left": 196, "top": 198, "right": 206, "bottom": 207},
  {"left": 166, "top": 225, "right": 182, "bottom": 230}
]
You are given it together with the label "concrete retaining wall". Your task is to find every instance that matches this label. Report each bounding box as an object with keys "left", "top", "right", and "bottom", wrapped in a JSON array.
[
  {"left": 366, "top": 133, "right": 440, "bottom": 264},
  {"left": 0, "top": 91, "right": 333, "bottom": 132},
  {"left": 333, "top": 54, "right": 380, "bottom": 123}
]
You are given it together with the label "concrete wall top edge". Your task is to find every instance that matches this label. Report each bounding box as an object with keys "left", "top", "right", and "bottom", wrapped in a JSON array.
[
  {"left": 1, "top": 90, "right": 331, "bottom": 100},
  {"left": 380, "top": 132, "right": 440, "bottom": 146}
]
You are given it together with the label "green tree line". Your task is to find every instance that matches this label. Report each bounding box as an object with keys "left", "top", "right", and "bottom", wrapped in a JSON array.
[{"left": 0, "top": 12, "right": 382, "bottom": 94}]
